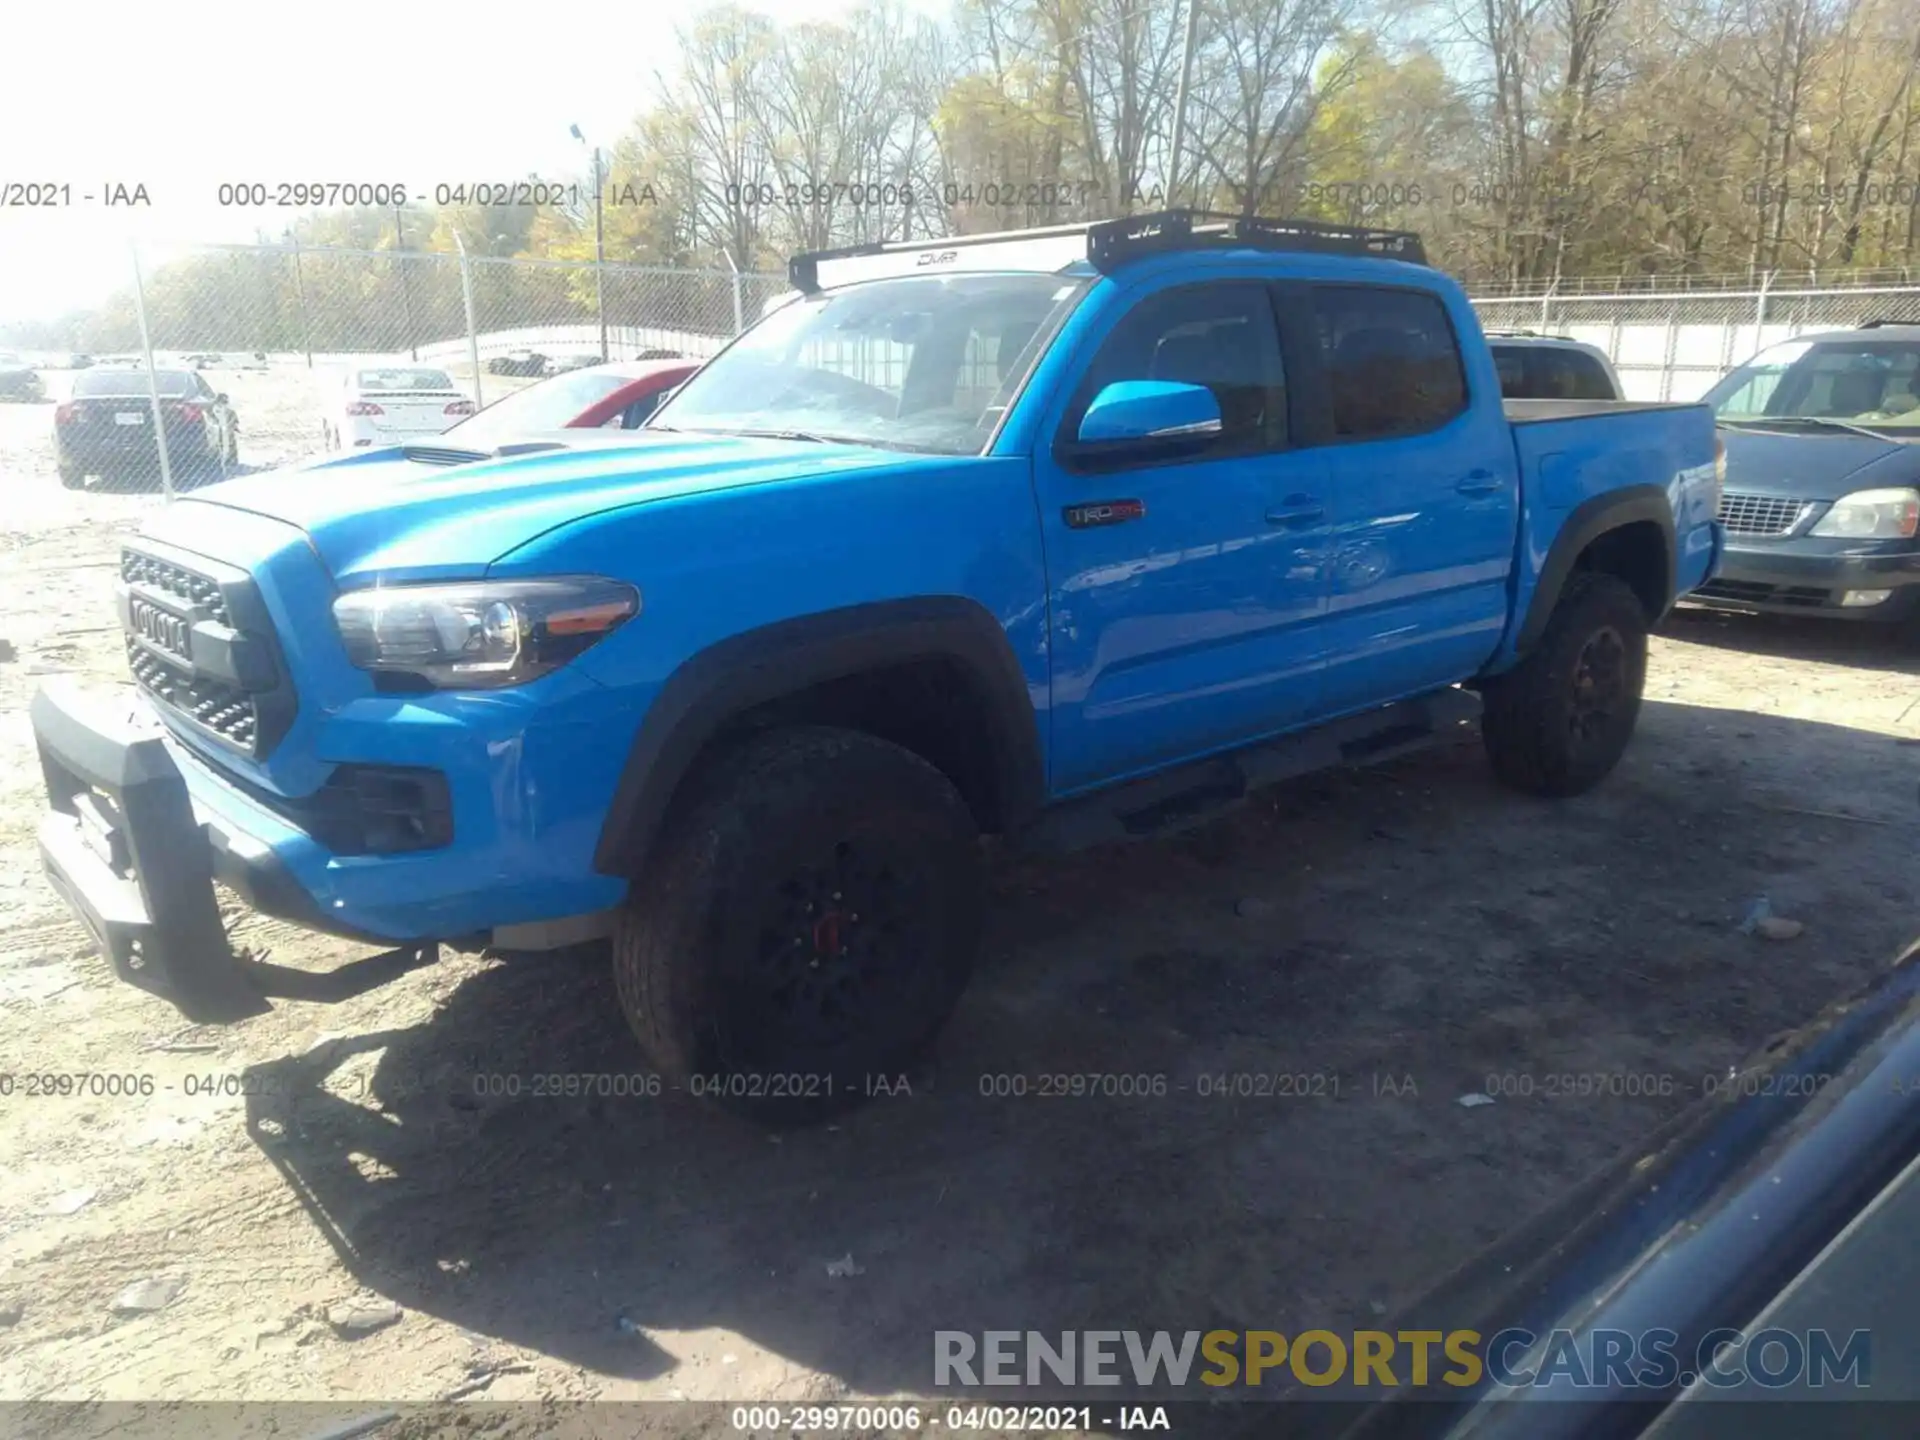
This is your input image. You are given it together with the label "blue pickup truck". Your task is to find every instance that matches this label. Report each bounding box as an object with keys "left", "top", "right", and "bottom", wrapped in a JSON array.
[{"left": 32, "top": 211, "right": 1724, "bottom": 1119}]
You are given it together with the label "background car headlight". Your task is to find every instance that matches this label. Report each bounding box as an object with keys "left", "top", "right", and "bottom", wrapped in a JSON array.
[
  {"left": 1809, "top": 487, "right": 1920, "bottom": 540},
  {"left": 333, "top": 578, "right": 638, "bottom": 688}
]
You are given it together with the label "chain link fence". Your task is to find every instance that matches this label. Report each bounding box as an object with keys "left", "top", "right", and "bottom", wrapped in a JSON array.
[
  {"left": 12, "top": 241, "right": 1920, "bottom": 491},
  {"left": 1470, "top": 279, "right": 1920, "bottom": 401},
  {"left": 10, "top": 241, "right": 788, "bottom": 485}
]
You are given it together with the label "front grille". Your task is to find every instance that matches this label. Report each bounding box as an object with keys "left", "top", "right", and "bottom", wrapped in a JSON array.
[
  {"left": 127, "top": 641, "right": 259, "bottom": 749},
  {"left": 1717, "top": 493, "right": 1809, "bottom": 536},
  {"left": 120, "top": 544, "right": 293, "bottom": 757},
  {"left": 1695, "top": 579, "right": 1831, "bottom": 608},
  {"left": 121, "top": 549, "right": 230, "bottom": 623}
]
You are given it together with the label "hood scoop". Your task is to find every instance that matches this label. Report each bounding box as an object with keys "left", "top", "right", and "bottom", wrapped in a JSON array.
[{"left": 400, "top": 439, "right": 571, "bottom": 468}]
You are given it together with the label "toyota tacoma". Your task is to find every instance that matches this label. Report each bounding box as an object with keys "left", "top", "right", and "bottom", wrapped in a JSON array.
[{"left": 32, "top": 211, "right": 1725, "bottom": 1120}]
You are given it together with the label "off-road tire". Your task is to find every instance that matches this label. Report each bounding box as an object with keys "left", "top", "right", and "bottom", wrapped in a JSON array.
[
  {"left": 612, "top": 725, "right": 983, "bottom": 1125},
  {"left": 1481, "top": 572, "right": 1649, "bottom": 798}
]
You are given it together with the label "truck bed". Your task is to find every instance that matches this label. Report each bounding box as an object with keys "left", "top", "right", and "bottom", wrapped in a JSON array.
[{"left": 1495, "top": 396, "right": 1722, "bottom": 667}]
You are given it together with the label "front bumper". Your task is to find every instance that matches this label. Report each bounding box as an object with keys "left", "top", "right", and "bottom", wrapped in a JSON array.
[
  {"left": 1689, "top": 539, "right": 1920, "bottom": 621},
  {"left": 32, "top": 675, "right": 628, "bottom": 1017},
  {"left": 31, "top": 682, "right": 365, "bottom": 1019}
]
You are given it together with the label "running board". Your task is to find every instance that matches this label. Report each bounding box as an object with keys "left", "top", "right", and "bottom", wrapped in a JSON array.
[{"left": 1020, "top": 687, "right": 1481, "bottom": 855}]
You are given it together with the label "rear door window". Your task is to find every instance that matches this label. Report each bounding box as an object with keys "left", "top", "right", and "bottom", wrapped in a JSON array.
[{"left": 1310, "top": 286, "right": 1467, "bottom": 439}]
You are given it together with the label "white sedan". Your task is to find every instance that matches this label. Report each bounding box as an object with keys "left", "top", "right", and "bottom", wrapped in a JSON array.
[{"left": 322, "top": 365, "right": 476, "bottom": 450}]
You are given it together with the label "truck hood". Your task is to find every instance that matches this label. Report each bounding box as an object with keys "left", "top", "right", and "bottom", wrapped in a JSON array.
[
  {"left": 1719, "top": 424, "right": 1920, "bottom": 501},
  {"left": 183, "top": 431, "right": 929, "bottom": 584}
]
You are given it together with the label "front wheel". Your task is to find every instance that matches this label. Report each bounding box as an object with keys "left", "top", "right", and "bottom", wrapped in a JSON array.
[
  {"left": 1481, "top": 572, "right": 1649, "bottom": 797},
  {"left": 612, "top": 726, "right": 983, "bottom": 1125}
]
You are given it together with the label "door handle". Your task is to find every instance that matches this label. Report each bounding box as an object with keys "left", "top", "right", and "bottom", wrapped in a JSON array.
[
  {"left": 1455, "top": 469, "right": 1503, "bottom": 496},
  {"left": 1265, "top": 495, "right": 1325, "bottom": 527}
]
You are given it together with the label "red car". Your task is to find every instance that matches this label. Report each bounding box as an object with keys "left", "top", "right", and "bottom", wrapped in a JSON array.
[{"left": 441, "top": 357, "right": 699, "bottom": 449}]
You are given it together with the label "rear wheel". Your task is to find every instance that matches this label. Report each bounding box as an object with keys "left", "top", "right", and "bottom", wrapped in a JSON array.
[
  {"left": 612, "top": 725, "right": 983, "bottom": 1124},
  {"left": 57, "top": 458, "right": 85, "bottom": 489},
  {"left": 1481, "top": 572, "right": 1649, "bottom": 797}
]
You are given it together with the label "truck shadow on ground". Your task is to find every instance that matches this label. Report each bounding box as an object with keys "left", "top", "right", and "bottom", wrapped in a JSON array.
[
  {"left": 1660, "top": 602, "right": 1920, "bottom": 675},
  {"left": 241, "top": 697, "right": 1920, "bottom": 1397}
]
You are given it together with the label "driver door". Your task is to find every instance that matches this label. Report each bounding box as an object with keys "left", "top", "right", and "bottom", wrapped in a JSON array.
[{"left": 1032, "top": 280, "right": 1332, "bottom": 793}]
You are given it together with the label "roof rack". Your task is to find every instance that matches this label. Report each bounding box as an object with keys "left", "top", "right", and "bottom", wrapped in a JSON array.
[{"left": 787, "top": 208, "right": 1427, "bottom": 293}]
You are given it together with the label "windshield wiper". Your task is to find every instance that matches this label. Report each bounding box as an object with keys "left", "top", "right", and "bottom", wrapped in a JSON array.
[
  {"left": 666, "top": 424, "right": 955, "bottom": 454},
  {"left": 679, "top": 425, "right": 843, "bottom": 444},
  {"left": 1721, "top": 415, "right": 1893, "bottom": 441}
]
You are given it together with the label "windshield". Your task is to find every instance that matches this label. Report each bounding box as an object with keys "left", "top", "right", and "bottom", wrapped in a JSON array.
[
  {"left": 1704, "top": 338, "right": 1920, "bottom": 434},
  {"left": 444, "top": 367, "right": 636, "bottom": 447},
  {"left": 74, "top": 368, "right": 195, "bottom": 397},
  {"left": 651, "top": 272, "right": 1090, "bottom": 454},
  {"left": 354, "top": 367, "right": 456, "bottom": 392}
]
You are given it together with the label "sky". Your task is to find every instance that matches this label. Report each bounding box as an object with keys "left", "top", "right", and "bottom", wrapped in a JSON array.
[{"left": 0, "top": 0, "right": 946, "bottom": 325}]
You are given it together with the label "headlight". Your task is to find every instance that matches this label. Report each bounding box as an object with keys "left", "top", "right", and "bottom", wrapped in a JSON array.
[
  {"left": 333, "top": 578, "right": 639, "bottom": 689},
  {"left": 1808, "top": 487, "right": 1920, "bottom": 540}
]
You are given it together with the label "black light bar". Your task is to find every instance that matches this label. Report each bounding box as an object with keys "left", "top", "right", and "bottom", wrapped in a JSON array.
[{"left": 787, "top": 208, "right": 1428, "bottom": 292}]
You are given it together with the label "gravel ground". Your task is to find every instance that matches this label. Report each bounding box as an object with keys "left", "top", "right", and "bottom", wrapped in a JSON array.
[{"left": 3, "top": 373, "right": 1920, "bottom": 1425}]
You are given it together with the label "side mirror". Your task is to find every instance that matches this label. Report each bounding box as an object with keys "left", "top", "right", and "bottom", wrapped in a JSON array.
[{"left": 1075, "top": 380, "right": 1222, "bottom": 453}]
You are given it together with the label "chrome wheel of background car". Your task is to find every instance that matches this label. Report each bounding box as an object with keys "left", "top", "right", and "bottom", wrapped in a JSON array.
[{"left": 1569, "top": 624, "right": 1627, "bottom": 744}]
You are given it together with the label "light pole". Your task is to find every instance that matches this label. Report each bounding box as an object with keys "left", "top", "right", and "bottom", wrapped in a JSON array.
[
  {"left": 571, "top": 124, "right": 609, "bottom": 361},
  {"left": 1168, "top": 0, "right": 1202, "bottom": 210},
  {"left": 395, "top": 203, "right": 419, "bottom": 360}
]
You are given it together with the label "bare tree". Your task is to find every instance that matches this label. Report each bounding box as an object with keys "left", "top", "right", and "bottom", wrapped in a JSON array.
[
  {"left": 1182, "top": 0, "right": 1370, "bottom": 216},
  {"left": 672, "top": 6, "right": 779, "bottom": 269}
]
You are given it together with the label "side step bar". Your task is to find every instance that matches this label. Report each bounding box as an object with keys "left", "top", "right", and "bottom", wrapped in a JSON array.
[{"left": 1020, "top": 687, "right": 1481, "bottom": 855}]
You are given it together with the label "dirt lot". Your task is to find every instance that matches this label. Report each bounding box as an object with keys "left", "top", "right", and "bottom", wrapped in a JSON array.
[{"left": 3, "top": 376, "right": 1920, "bottom": 1424}]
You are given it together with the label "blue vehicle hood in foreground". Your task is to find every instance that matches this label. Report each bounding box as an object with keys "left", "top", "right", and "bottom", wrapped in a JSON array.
[
  {"left": 185, "top": 431, "right": 938, "bottom": 584},
  {"left": 1719, "top": 424, "right": 1920, "bottom": 501}
]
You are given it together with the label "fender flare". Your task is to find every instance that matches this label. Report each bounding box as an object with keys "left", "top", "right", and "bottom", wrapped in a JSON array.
[
  {"left": 1514, "top": 485, "right": 1676, "bottom": 656},
  {"left": 592, "top": 596, "right": 1045, "bottom": 877}
]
